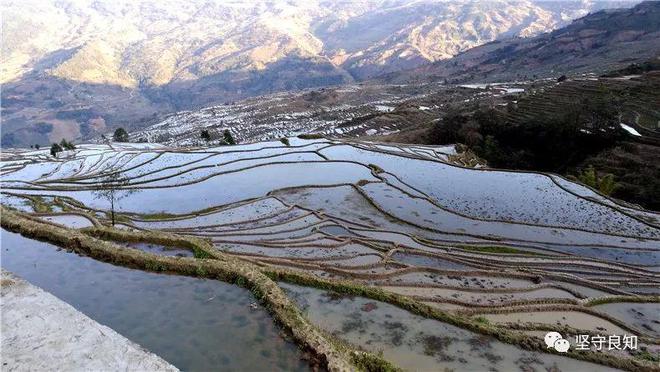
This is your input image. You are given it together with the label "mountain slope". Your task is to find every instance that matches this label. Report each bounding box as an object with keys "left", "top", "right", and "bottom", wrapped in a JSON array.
[
  {"left": 0, "top": 0, "right": 634, "bottom": 146},
  {"left": 383, "top": 1, "right": 660, "bottom": 84}
]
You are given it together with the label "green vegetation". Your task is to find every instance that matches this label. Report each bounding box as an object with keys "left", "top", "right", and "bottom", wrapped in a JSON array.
[
  {"left": 368, "top": 163, "right": 385, "bottom": 174},
  {"left": 200, "top": 129, "right": 212, "bottom": 142},
  {"left": 138, "top": 212, "right": 180, "bottom": 220},
  {"left": 192, "top": 246, "right": 212, "bottom": 259},
  {"left": 108, "top": 213, "right": 131, "bottom": 224},
  {"left": 263, "top": 269, "right": 658, "bottom": 372},
  {"left": 279, "top": 137, "right": 290, "bottom": 146},
  {"left": 51, "top": 138, "right": 76, "bottom": 156},
  {"left": 427, "top": 77, "right": 659, "bottom": 210},
  {"left": 297, "top": 133, "right": 324, "bottom": 140},
  {"left": 351, "top": 352, "right": 403, "bottom": 372},
  {"left": 59, "top": 138, "right": 76, "bottom": 150},
  {"left": 50, "top": 143, "right": 63, "bottom": 157},
  {"left": 3, "top": 206, "right": 658, "bottom": 372},
  {"left": 601, "top": 60, "right": 660, "bottom": 77},
  {"left": 0, "top": 208, "right": 358, "bottom": 371},
  {"left": 631, "top": 348, "right": 660, "bottom": 363},
  {"left": 430, "top": 93, "right": 623, "bottom": 172},
  {"left": 584, "top": 296, "right": 660, "bottom": 307},
  {"left": 223, "top": 129, "right": 236, "bottom": 145},
  {"left": 578, "top": 143, "right": 660, "bottom": 210},
  {"left": 474, "top": 316, "right": 490, "bottom": 324},
  {"left": 113, "top": 127, "right": 129, "bottom": 142},
  {"left": 27, "top": 195, "right": 54, "bottom": 213},
  {"left": 573, "top": 165, "right": 619, "bottom": 195}
]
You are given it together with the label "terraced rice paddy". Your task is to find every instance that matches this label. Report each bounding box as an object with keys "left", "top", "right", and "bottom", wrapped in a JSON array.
[
  {"left": 281, "top": 283, "right": 618, "bottom": 372},
  {"left": 1, "top": 230, "right": 309, "bottom": 371},
  {"left": 1, "top": 137, "right": 659, "bottom": 371}
]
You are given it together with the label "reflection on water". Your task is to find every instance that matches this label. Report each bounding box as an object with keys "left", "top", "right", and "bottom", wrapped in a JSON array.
[
  {"left": 17, "top": 162, "right": 376, "bottom": 214},
  {"left": 320, "top": 145, "right": 659, "bottom": 239},
  {"left": 593, "top": 302, "right": 660, "bottom": 338},
  {"left": 280, "top": 282, "right": 616, "bottom": 372},
  {"left": 124, "top": 242, "right": 194, "bottom": 257},
  {"left": 391, "top": 252, "right": 471, "bottom": 270},
  {"left": 318, "top": 225, "right": 358, "bottom": 237},
  {"left": 1, "top": 230, "right": 309, "bottom": 372},
  {"left": 40, "top": 214, "right": 94, "bottom": 229}
]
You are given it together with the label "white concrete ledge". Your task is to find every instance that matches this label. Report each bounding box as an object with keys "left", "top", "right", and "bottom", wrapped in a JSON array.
[{"left": 1, "top": 269, "right": 178, "bottom": 371}]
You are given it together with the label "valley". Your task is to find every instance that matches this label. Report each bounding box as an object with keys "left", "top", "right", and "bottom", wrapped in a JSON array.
[{"left": 1, "top": 0, "right": 643, "bottom": 147}]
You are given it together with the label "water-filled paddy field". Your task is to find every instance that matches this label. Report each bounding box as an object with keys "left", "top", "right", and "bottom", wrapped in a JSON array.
[
  {"left": 1, "top": 230, "right": 309, "bottom": 371},
  {"left": 281, "top": 283, "right": 617, "bottom": 371},
  {"left": 1, "top": 138, "right": 658, "bottom": 371}
]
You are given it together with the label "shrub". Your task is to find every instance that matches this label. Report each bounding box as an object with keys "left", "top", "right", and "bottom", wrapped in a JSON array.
[
  {"left": 50, "top": 143, "right": 63, "bottom": 157},
  {"left": 297, "top": 133, "right": 324, "bottom": 140},
  {"left": 223, "top": 129, "right": 236, "bottom": 145},
  {"left": 430, "top": 94, "right": 623, "bottom": 172},
  {"left": 575, "top": 165, "right": 619, "bottom": 195},
  {"left": 474, "top": 316, "right": 490, "bottom": 324},
  {"left": 59, "top": 139, "right": 76, "bottom": 150},
  {"left": 113, "top": 127, "right": 129, "bottom": 142},
  {"left": 428, "top": 110, "right": 467, "bottom": 144}
]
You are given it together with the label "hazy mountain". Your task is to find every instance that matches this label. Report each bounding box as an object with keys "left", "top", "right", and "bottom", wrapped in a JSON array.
[
  {"left": 384, "top": 1, "right": 660, "bottom": 84},
  {"left": 1, "top": 0, "right": 635, "bottom": 146}
]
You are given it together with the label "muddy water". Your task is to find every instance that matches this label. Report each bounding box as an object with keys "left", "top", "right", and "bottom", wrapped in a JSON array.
[
  {"left": 0, "top": 230, "right": 309, "bottom": 372},
  {"left": 482, "top": 311, "right": 628, "bottom": 335},
  {"left": 593, "top": 302, "right": 660, "bottom": 337},
  {"left": 318, "top": 225, "right": 358, "bottom": 237},
  {"left": 41, "top": 214, "right": 94, "bottom": 228},
  {"left": 124, "top": 242, "right": 194, "bottom": 257},
  {"left": 379, "top": 286, "right": 576, "bottom": 305},
  {"left": 0, "top": 194, "right": 33, "bottom": 212},
  {"left": 391, "top": 252, "right": 472, "bottom": 270},
  {"left": 281, "top": 283, "right": 617, "bottom": 372}
]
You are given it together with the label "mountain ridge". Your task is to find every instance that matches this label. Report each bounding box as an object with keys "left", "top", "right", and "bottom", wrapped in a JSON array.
[
  {"left": 1, "top": 0, "right": 637, "bottom": 146},
  {"left": 382, "top": 1, "right": 660, "bottom": 84}
]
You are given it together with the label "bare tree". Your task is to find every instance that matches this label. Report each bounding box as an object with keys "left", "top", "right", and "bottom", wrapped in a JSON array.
[{"left": 92, "top": 172, "right": 138, "bottom": 226}]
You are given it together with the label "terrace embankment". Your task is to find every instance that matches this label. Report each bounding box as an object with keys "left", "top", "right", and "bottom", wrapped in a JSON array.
[
  {"left": 2, "top": 138, "right": 659, "bottom": 371},
  {"left": 0, "top": 206, "right": 394, "bottom": 372}
]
